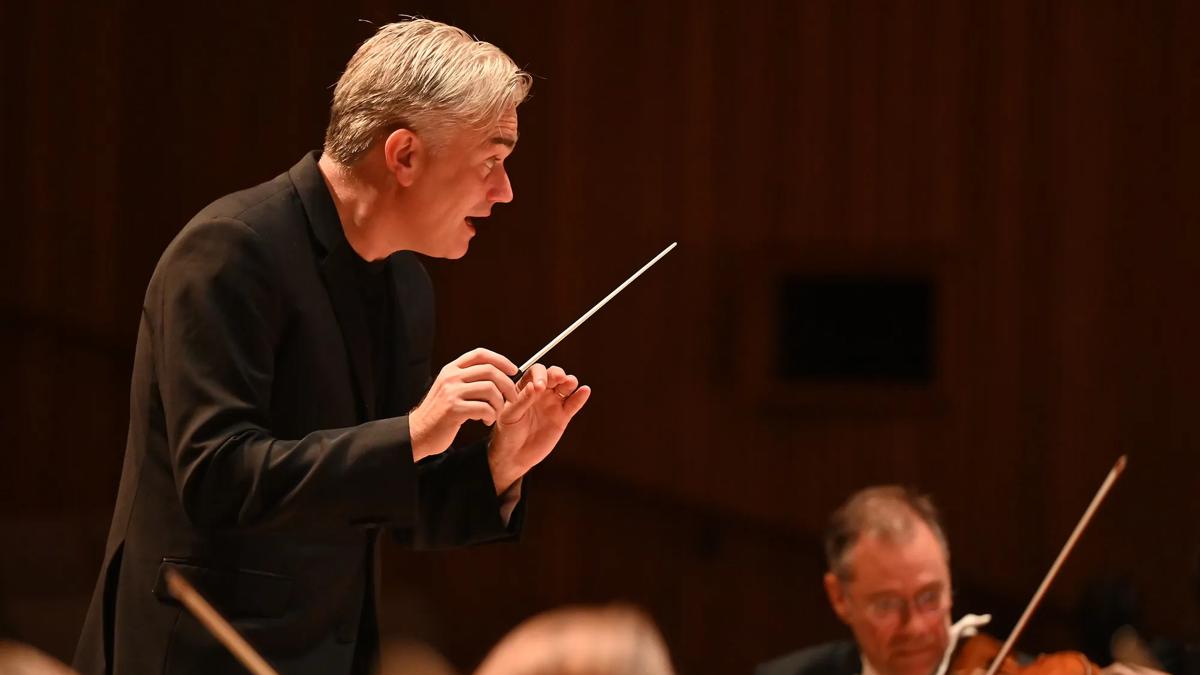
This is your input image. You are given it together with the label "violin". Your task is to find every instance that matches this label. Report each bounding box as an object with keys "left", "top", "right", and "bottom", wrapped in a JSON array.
[
  {"left": 942, "top": 457, "right": 1127, "bottom": 675},
  {"left": 950, "top": 633, "right": 1100, "bottom": 675}
]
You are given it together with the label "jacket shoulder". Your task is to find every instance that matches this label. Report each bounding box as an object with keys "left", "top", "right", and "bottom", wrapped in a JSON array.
[
  {"left": 192, "top": 169, "right": 303, "bottom": 238},
  {"left": 756, "top": 641, "right": 860, "bottom": 675}
]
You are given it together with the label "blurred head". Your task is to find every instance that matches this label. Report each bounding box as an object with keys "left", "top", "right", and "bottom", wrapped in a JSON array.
[
  {"left": 0, "top": 640, "right": 78, "bottom": 675},
  {"left": 474, "top": 604, "right": 675, "bottom": 675},
  {"left": 823, "top": 487, "right": 952, "bottom": 675},
  {"left": 323, "top": 19, "right": 531, "bottom": 259},
  {"left": 375, "top": 639, "right": 457, "bottom": 675}
]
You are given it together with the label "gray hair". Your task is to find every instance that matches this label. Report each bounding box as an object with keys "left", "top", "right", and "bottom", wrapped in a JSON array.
[
  {"left": 824, "top": 485, "right": 949, "bottom": 581},
  {"left": 475, "top": 604, "right": 676, "bottom": 675},
  {"left": 323, "top": 18, "right": 532, "bottom": 165}
]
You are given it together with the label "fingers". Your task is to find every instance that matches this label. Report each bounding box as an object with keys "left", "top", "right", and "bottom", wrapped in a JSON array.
[
  {"left": 460, "top": 363, "right": 519, "bottom": 402},
  {"left": 529, "top": 364, "right": 570, "bottom": 393},
  {"left": 528, "top": 365, "right": 589, "bottom": 417},
  {"left": 453, "top": 381, "right": 506, "bottom": 423},
  {"left": 562, "top": 384, "right": 591, "bottom": 418},
  {"left": 500, "top": 380, "right": 539, "bottom": 424},
  {"left": 522, "top": 364, "right": 587, "bottom": 405},
  {"left": 518, "top": 363, "right": 548, "bottom": 391},
  {"left": 544, "top": 365, "right": 567, "bottom": 387},
  {"left": 1104, "top": 664, "right": 1167, "bottom": 675},
  {"left": 455, "top": 400, "right": 501, "bottom": 426},
  {"left": 552, "top": 374, "right": 578, "bottom": 398},
  {"left": 455, "top": 347, "right": 518, "bottom": 377}
]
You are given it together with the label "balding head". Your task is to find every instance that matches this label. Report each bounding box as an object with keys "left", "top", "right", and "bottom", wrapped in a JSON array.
[{"left": 824, "top": 486, "right": 949, "bottom": 581}]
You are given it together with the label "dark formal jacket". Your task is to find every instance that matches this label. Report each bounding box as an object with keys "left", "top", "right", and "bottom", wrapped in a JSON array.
[
  {"left": 74, "top": 153, "right": 518, "bottom": 675},
  {"left": 757, "top": 641, "right": 862, "bottom": 675}
]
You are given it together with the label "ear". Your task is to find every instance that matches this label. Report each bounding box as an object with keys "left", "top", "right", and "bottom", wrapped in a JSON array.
[
  {"left": 382, "top": 128, "right": 422, "bottom": 187},
  {"left": 824, "top": 572, "right": 852, "bottom": 624}
]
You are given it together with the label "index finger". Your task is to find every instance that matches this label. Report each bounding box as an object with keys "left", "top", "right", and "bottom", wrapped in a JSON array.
[
  {"left": 517, "top": 363, "right": 547, "bottom": 390},
  {"left": 455, "top": 348, "right": 518, "bottom": 377}
]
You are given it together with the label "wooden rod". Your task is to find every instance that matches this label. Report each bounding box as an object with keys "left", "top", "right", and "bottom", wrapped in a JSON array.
[
  {"left": 164, "top": 568, "right": 280, "bottom": 675},
  {"left": 983, "top": 455, "right": 1127, "bottom": 675}
]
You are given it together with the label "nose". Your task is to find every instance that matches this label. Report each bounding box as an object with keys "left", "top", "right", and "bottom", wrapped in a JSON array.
[
  {"left": 488, "top": 164, "right": 513, "bottom": 204},
  {"left": 896, "top": 605, "right": 939, "bottom": 638}
]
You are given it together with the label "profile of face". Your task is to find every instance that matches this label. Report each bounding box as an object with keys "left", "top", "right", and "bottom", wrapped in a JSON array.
[
  {"left": 385, "top": 107, "right": 518, "bottom": 259},
  {"left": 824, "top": 521, "right": 952, "bottom": 675}
]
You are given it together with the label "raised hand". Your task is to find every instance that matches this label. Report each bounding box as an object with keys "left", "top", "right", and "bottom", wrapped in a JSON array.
[
  {"left": 487, "top": 363, "right": 591, "bottom": 493},
  {"left": 409, "top": 348, "right": 519, "bottom": 461}
]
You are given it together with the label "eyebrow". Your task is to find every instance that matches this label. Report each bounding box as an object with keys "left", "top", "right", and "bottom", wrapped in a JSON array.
[
  {"left": 490, "top": 134, "right": 518, "bottom": 149},
  {"left": 864, "top": 581, "right": 942, "bottom": 601}
]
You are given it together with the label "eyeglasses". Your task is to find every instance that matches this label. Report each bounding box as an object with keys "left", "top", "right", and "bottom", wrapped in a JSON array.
[{"left": 855, "top": 587, "right": 948, "bottom": 623}]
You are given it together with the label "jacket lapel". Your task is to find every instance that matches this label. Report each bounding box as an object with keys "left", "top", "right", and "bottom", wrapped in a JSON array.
[{"left": 289, "top": 152, "right": 376, "bottom": 422}]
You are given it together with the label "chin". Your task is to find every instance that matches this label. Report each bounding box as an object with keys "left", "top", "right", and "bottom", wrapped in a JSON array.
[
  {"left": 887, "top": 653, "right": 940, "bottom": 675},
  {"left": 445, "top": 220, "right": 476, "bottom": 259},
  {"left": 442, "top": 236, "right": 473, "bottom": 260}
]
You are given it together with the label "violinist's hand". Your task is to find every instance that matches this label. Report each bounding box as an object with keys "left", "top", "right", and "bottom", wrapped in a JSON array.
[
  {"left": 487, "top": 363, "right": 591, "bottom": 494},
  {"left": 1103, "top": 664, "right": 1169, "bottom": 675},
  {"left": 410, "top": 348, "right": 520, "bottom": 461}
]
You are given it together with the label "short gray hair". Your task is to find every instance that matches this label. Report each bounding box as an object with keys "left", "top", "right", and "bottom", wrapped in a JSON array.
[
  {"left": 323, "top": 18, "right": 532, "bottom": 165},
  {"left": 475, "top": 604, "right": 676, "bottom": 675},
  {"left": 824, "top": 485, "right": 949, "bottom": 581}
]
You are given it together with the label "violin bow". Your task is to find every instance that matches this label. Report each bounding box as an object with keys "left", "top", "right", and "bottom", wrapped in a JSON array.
[
  {"left": 983, "top": 455, "right": 1128, "bottom": 675},
  {"left": 164, "top": 568, "right": 281, "bottom": 675}
]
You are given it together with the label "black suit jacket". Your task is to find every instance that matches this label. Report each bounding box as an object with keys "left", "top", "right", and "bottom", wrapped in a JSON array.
[
  {"left": 757, "top": 641, "right": 862, "bottom": 675},
  {"left": 75, "top": 153, "right": 518, "bottom": 675}
]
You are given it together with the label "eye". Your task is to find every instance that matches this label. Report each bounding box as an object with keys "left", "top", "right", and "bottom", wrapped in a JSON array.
[
  {"left": 915, "top": 588, "right": 943, "bottom": 611},
  {"left": 484, "top": 157, "right": 500, "bottom": 172},
  {"left": 869, "top": 596, "right": 904, "bottom": 617}
]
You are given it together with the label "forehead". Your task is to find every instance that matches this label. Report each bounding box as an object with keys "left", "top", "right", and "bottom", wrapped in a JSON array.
[
  {"left": 846, "top": 523, "right": 948, "bottom": 592},
  {"left": 481, "top": 108, "right": 518, "bottom": 152},
  {"left": 450, "top": 108, "right": 518, "bottom": 151},
  {"left": 434, "top": 107, "right": 520, "bottom": 155},
  {"left": 493, "top": 108, "right": 518, "bottom": 139}
]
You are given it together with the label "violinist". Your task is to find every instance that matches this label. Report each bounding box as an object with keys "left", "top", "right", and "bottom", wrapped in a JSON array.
[
  {"left": 757, "top": 486, "right": 953, "bottom": 675},
  {"left": 755, "top": 486, "right": 1171, "bottom": 675}
]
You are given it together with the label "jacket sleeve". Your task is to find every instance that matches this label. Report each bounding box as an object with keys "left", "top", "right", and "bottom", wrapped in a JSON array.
[
  {"left": 412, "top": 439, "right": 524, "bottom": 549},
  {"left": 397, "top": 272, "right": 524, "bottom": 549},
  {"left": 154, "top": 217, "right": 417, "bottom": 531}
]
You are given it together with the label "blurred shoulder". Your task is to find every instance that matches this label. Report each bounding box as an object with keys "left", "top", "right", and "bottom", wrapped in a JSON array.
[{"left": 756, "top": 641, "right": 860, "bottom": 675}]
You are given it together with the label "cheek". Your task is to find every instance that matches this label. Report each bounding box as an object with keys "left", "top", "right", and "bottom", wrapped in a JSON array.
[
  {"left": 873, "top": 624, "right": 899, "bottom": 647},
  {"left": 855, "top": 620, "right": 895, "bottom": 653}
]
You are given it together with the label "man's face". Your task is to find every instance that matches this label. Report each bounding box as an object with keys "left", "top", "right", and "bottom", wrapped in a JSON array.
[
  {"left": 402, "top": 107, "right": 518, "bottom": 259},
  {"left": 824, "top": 523, "right": 952, "bottom": 675}
]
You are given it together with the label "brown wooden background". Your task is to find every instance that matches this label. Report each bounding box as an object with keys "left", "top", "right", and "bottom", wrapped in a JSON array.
[{"left": 2, "top": 2, "right": 1198, "bottom": 673}]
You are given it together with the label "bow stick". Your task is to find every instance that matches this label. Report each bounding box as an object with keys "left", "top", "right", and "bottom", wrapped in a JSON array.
[
  {"left": 164, "top": 568, "right": 280, "bottom": 675},
  {"left": 983, "top": 455, "right": 1128, "bottom": 675}
]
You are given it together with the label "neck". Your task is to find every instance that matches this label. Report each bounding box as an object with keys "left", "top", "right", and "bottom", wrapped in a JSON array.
[
  {"left": 317, "top": 152, "right": 401, "bottom": 262},
  {"left": 861, "top": 654, "right": 881, "bottom": 675}
]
